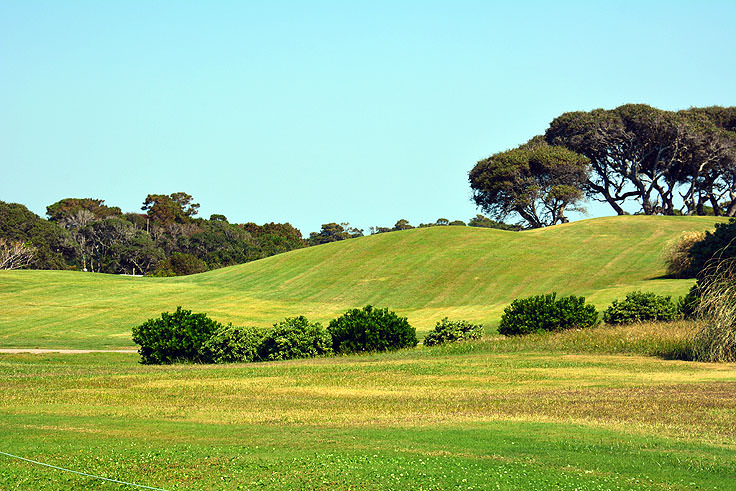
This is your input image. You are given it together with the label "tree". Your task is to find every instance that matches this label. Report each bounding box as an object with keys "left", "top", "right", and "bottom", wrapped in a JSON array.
[
  {"left": 467, "top": 214, "right": 522, "bottom": 231},
  {"left": 142, "top": 192, "right": 199, "bottom": 225},
  {"left": 469, "top": 138, "right": 590, "bottom": 228},
  {"left": 545, "top": 104, "right": 736, "bottom": 216},
  {"left": 47, "top": 198, "right": 122, "bottom": 223},
  {"left": 0, "top": 201, "right": 73, "bottom": 269},
  {"left": 308, "top": 223, "right": 363, "bottom": 245},
  {"left": 0, "top": 239, "right": 35, "bottom": 270},
  {"left": 393, "top": 219, "right": 413, "bottom": 231},
  {"left": 81, "top": 217, "right": 136, "bottom": 272},
  {"left": 116, "top": 231, "right": 165, "bottom": 275}
]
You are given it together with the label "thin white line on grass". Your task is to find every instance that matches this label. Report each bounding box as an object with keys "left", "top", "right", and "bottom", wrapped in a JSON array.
[{"left": 0, "top": 450, "right": 170, "bottom": 490}]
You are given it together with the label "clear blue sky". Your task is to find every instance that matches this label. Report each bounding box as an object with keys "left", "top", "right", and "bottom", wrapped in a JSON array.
[{"left": 2, "top": 1, "right": 735, "bottom": 235}]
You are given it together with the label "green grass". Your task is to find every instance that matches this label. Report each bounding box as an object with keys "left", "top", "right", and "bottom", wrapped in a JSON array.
[
  {"left": 1, "top": 326, "right": 735, "bottom": 490},
  {"left": 0, "top": 215, "right": 725, "bottom": 349}
]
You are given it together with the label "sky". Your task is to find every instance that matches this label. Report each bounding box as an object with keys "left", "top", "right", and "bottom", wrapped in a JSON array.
[{"left": 1, "top": 1, "right": 735, "bottom": 236}]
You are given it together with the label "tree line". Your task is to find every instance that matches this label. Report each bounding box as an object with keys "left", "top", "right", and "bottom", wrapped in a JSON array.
[
  {"left": 469, "top": 105, "right": 736, "bottom": 228},
  {"left": 0, "top": 194, "right": 513, "bottom": 274}
]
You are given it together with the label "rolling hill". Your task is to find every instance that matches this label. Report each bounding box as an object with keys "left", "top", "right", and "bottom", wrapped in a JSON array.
[{"left": 0, "top": 215, "right": 725, "bottom": 349}]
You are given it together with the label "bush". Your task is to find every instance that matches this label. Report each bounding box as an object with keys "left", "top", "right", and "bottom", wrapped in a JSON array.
[
  {"left": 424, "top": 318, "right": 483, "bottom": 346},
  {"left": 328, "top": 305, "right": 418, "bottom": 353},
  {"left": 132, "top": 306, "right": 222, "bottom": 364},
  {"left": 603, "top": 291, "right": 680, "bottom": 324},
  {"left": 199, "top": 325, "right": 265, "bottom": 363},
  {"left": 663, "top": 231, "right": 706, "bottom": 278},
  {"left": 154, "top": 252, "right": 208, "bottom": 276},
  {"left": 258, "top": 316, "right": 332, "bottom": 361},
  {"left": 686, "top": 218, "right": 736, "bottom": 278},
  {"left": 498, "top": 293, "right": 599, "bottom": 336}
]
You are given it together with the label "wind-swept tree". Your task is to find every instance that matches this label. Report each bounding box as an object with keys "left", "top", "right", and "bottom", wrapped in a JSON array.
[
  {"left": 545, "top": 104, "right": 736, "bottom": 216},
  {"left": 469, "top": 137, "right": 590, "bottom": 228}
]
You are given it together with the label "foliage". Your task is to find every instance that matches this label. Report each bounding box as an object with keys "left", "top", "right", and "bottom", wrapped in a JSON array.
[
  {"left": 423, "top": 318, "right": 483, "bottom": 346},
  {"left": 602, "top": 291, "right": 680, "bottom": 324},
  {"left": 47, "top": 198, "right": 122, "bottom": 223},
  {"left": 199, "top": 325, "right": 265, "bottom": 363},
  {"left": 0, "top": 201, "right": 74, "bottom": 269},
  {"left": 498, "top": 293, "right": 599, "bottom": 336},
  {"left": 0, "top": 238, "right": 36, "bottom": 270},
  {"left": 686, "top": 218, "right": 736, "bottom": 277},
  {"left": 142, "top": 192, "right": 200, "bottom": 225},
  {"left": 131, "top": 306, "right": 222, "bottom": 364},
  {"left": 258, "top": 316, "right": 333, "bottom": 361},
  {"left": 243, "top": 221, "right": 306, "bottom": 256},
  {"left": 663, "top": 230, "right": 706, "bottom": 278},
  {"left": 308, "top": 222, "right": 363, "bottom": 245},
  {"left": 469, "top": 137, "right": 590, "bottom": 228},
  {"left": 154, "top": 252, "right": 208, "bottom": 276},
  {"left": 545, "top": 104, "right": 736, "bottom": 216},
  {"left": 467, "top": 214, "right": 522, "bottom": 231},
  {"left": 328, "top": 305, "right": 418, "bottom": 353}
]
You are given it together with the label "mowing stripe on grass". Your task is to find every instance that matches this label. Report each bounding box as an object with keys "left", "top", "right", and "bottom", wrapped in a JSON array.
[{"left": 0, "top": 450, "right": 171, "bottom": 490}]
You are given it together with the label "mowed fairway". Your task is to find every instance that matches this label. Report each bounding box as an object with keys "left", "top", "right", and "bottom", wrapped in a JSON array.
[
  {"left": 0, "top": 216, "right": 725, "bottom": 349},
  {"left": 1, "top": 332, "right": 735, "bottom": 490}
]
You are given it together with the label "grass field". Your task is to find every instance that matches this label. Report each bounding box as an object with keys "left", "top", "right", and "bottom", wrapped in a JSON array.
[
  {"left": 0, "top": 215, "right": 725, "bottom": 349},
  {"left": 1, "top": 323, "right": 735, "bottom": 490},
  {"left": 2, "top": 215, "right": 735, "bottom": 489}
]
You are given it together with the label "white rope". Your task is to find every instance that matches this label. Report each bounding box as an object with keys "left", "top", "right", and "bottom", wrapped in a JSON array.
[{"left": 0, "top": 450, "right": 171, "bottom": 490}]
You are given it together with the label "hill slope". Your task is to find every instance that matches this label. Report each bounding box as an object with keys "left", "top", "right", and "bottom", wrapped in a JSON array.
[{"left": 0, "top": 215, "right": 724, "bottom": 348}]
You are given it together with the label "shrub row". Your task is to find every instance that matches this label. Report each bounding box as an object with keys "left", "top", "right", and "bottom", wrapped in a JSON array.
[
  {"left": 133, "top": 305, "right": 419, "bottom": 365},
  {"left": 133, "top": 290, "right": 691, "bottom": 364},
  {"left": 498, "top": 291, "right": 682, "bottom": 336}
]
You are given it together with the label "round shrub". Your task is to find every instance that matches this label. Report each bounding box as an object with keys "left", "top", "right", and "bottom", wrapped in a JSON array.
[
  {"left": 603, "top": 291, "right": 680, "bottom": 324},
  {"left": 258, "top": 316, "right": 332, "bottom": 361},
  {"left": 199, "top": 325, "right": 265, "bottom": 363},
  {"left": 498, "top": 293, "right": 599, "bottom": 336},
  {"left": 131, "top": 306, "right": 222, "bottom": 364},
  {"left": 424, "top": 318, "right": 483, "bottom": 346},
  {"left": 328, "top": 305, "right": 418, "bottom": 353}
]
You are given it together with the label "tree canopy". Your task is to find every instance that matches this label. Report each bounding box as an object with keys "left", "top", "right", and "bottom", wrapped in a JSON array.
[
  {"left": 545, "top": 104, "right": 736, "bottom": 216},
  {"left": 469, "top": 137, "right": 590, "bottom": 228},
  {"left": 471, "top": 104, "right": 736, "bottom": 227}
]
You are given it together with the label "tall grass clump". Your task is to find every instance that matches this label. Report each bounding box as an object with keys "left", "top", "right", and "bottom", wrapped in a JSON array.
[
  {"left": 663, "top": 230, "right": 706, "bottom": 278},
  {"left": 691, "top": 259, "right": 736, "bottom": 362}
]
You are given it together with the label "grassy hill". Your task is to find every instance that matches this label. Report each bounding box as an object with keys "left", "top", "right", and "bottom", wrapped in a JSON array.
[{"left": 0, "top": 215, "right": 725, "bottom": 349}]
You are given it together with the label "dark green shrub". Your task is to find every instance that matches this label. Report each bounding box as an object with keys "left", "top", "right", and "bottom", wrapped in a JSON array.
[
  {"left": 258, "top": 316, "right": 332, "bottom": 361},
  {"left": 603, "top": 291, "right": 680, "bottom": 324},
  {"left": 685, "top": 218, "right": 736, "bottom": 278},
  {"left": 424, "top": 318, "right": 483, "bottom": 346},
  {"left": 154, "top": 252, "right": 208, "bottom": 276},
  {"left": 131, "top": 306, "right": 222, "bottom": 364},
  {"left": 199, "top": 325, "right": 265, "bottom": 363},
  {"left": 328, "top": 305, "right": 418, "bottom": 353},
  {"left": 498, "top": 293, "right": 599, "bottom": 336}
]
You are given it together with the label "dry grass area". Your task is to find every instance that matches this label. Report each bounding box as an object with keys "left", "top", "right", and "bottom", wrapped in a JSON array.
[{"left": 2, "top": 322, "right": 735, "bottom": 442}]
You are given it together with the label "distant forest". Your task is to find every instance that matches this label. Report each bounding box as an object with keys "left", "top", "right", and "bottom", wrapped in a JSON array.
[{"left": 0, "top": 194, "right": 515, "bottom": 275}]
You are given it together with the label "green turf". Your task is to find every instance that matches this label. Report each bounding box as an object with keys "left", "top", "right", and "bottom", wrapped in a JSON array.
[
  {"left": 1, "top": 340, "right": 735, "bottom": 490},
  {"left": 0, "top": 215, "right": 724, "bottom": 349}
]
